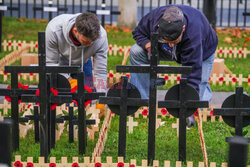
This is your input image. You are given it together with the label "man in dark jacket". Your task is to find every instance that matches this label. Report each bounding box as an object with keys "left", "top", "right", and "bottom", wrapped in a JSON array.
[{"left": 130, "top": 5, "right": 218, "bottom": 126}]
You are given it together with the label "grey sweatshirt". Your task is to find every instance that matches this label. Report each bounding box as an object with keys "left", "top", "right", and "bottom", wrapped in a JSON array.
[{"left": 45, "top": 13, "right": 108, "bottom": 92}]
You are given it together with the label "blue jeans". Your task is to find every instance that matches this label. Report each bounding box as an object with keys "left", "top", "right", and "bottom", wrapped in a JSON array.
[
  {"left": 129, "top": 44, "right": 215, "bottom": 101},
  {"left": 71, "top": 58, "right": 94, "bottom": 88}
]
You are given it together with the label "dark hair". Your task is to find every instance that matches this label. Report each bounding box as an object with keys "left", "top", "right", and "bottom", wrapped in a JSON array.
[
  {"left": 75, "top": 12, "right": 100, "bottom": 41},
  {"left": 162, "top": 6, "right": 184, "bottom": 22}
]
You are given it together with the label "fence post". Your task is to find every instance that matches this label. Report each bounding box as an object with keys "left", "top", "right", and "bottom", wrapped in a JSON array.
[
  {"left": 118, "top": 0, "right": 137, "bottom": 29},
  {"left": 203, "top": 0, "right": 217, "bottom": 29}
]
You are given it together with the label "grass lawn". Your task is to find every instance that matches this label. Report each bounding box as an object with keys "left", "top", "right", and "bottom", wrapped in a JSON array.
[{"left": 12, "top": 115, "right": 250, "bottom": 166}]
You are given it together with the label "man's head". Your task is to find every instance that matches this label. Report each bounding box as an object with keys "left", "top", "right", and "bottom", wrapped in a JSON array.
[
  {"left": 72, "top": 12, "right": 100, "bottom": 46},
  {"left": 158, "top": 6, "right": 185, "bottom": 47}
]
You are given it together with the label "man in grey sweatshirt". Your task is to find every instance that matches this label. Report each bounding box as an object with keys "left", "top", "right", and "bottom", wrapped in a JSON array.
[{"left": 45, "top": 12, "right": 108, "bottom": 93}]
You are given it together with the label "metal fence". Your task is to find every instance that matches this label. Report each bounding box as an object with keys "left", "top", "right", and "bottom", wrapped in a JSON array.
[{"left": 0, "top": 0, "right": 249, "bottom": 27}]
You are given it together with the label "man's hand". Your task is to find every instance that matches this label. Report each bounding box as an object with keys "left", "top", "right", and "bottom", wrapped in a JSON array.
[
  {"left": 145, "top": 42, "right": 151, "bottom": 60},
  {"left": 68, "top": 77, "right": 78, "bottom": 89}
]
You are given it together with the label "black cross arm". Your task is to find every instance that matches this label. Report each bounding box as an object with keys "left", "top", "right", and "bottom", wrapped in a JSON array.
[
  {"left": 72, "top": 119, "right": 96, "bottom": 125},
  {"left": 50, "top": 95, "right": 72, "bottom": 103},
  {"left": 185, "top": 100, "right": 209, "bottom": 108},
  {"left": 213, "top": 108, "right": 250, "bottom": 116},
  {"left": 0, "top": 89, "right": 12, "bottom": 96},
  {"left": 5, "top": 66, "right": 80, "bottom": 74},
  {"left": 21, "top": 95, "right": 39, "bottom": 103},
  {"left": 116, "top": 65, "right": 192, "bottom": 74},
  {"left": 0, "top": 89, "right": 37, "bottom": 96},
  {"left": 226, "top": 136, "right": 250, "bottom": 143},
  {"left": 158, "top": 100, "right": 181, "bottom": 108},
  {"left": 72, "top": 92, "right": 105, "bottom": 100},
  {"left": 99, "top": 96, "right": 148, "bottom": 106},
  {"left": 158, "top": 100, "right": 208, "bottom": 108},
  {"left": 4, "top": 117, "right": 29, "bottom": 123}
]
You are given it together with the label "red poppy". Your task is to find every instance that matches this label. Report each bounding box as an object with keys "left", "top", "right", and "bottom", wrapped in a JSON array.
[
  {"left": 176, "top": 76, "right": 180, "bottom": 81},
  {"left": 210, "top": 110, "right": 214, "bottom": 116},
  {"left": 232, "top": 77, "right": 237, "bottom": 82},
  {"left": 219, "top": 77, "right": 224, "bottom": 82},
  {"left": 129, "top": 165, "right": 135, "bottom": 167},
  {"left": 194, "top": 110, "right": 198, "bottom": 116},
  {"left": 142, "top": 109, "right": 148, "bottom": 116},
  {"left": 239, "top": 50, "right": 242, "bottom": 54},
  {"left": 72, "top": 162, "right": 79, "bottom": 167},
  {"left": 117, "top": 162, "right": 124, "bottom": 167},
  {"left": 35, "top": 44, "right": 38, "bottom": 48},
  {"left": 219, "top": 49, "right": 223, "bottom": 53},
  {"left": 14, "top": 161, "right": 23, "bottom": 167},
  {"left": 3, "top": 70, "right": 7, "bottom": 75},
  {"left": 8, "top": 42, "right": 12, "bottom": 46},
  {"left": 95, "top": 162, "right": 102, "bottom": 167},
  {"left": 161, "top": 108, "right": 167, "bottom": 115},
  {"left": 248, "top": 78, "right": 250, "bottom": 83},
  {"left": 126, "top": 74, "right": 130, "bottom": 79},
  {"left": 164, "top": 75, "right": 168, "bottom": 80},
  {"left": 29, "top": 73, "right": 34, "bottom": 76},
  {"left": 229, "top": 50, "right": 233, "bottom": 54},
  {"left": 209, "top": 77, "right": 211, "bottom": 81},
  {"left": 49, "top": 163, "right": 56, "bottom": 167},
  {"left": 109, "top": 46, "right": 112, "bottom": 50},
  {"left": 119, "top": 48, "right": 123, "bottom": 53},
  {"left": 27, "top": 104, "right": 32, "bottom": 109},
  {"left": 109, "top": 73, "right": 114, "bottom": 78},
  {"left": 18, "top": 43, "right": 22, "bottom": 47},
  {"left": 26, "top": 162, "right": 33, "bottom": 167}
]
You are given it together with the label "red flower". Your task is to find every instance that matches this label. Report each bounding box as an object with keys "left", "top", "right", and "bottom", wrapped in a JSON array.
[
  {"left": 210, "top": 110, "right": 214, "bottom": 116},
  {"left": 219, "top": 49, "right": 223, "bottom": 53},
  {"left": 117, "top": 162, "right": 124, "bottom": 167},
  {"left": 8, "top": 42, "right": 12, "bottom": 46},
  {"left": 161, "top": 108, "right": 167, "bottom": 115},
  {"left": 14, "top": 161, "right": 23, "bottom": 167},
  {"left": 95, "top": 162, "right": 102, "bottom": 167},
  {"left": 51, "top": 103, "right": 59, "bottom": 110},
  {"left": 219, "top": 77, "right": 224, "bottom": 82},
  {"left": 194, "top": 110, "right": 198, "bottom": 116},
  {"left": 5, "top": 96, "right": 11, "bottom": 102},
  {"left": 126, "top": 74, "right": 130, "bottom": 79},
  {"left": 3, "top": 70, "right": 7, "bottom": 75},
  {"left": 119, "top": 48, "right": 123, "bottom": 53},
  {"left": 35, "top": 44, "right": 38, "bottom": 48},
  {"left": 164, "top": 75, "right": 168, "bottom": 80},
  {"left": 239, "top": 50, "right": 242, "bottom": 54},
  {"left": 109, "top": 73, "right": 114, "bottom": 78},
  {"left": 109, "top": 46, "right": 112, "bottom": 50},
  {"left": 232, "top": 77, "right": 237, "bottom": 82},
  {"left": 176, "top": 76, "right": 180, "bottom": 81},
  {"left": 229, "top": 50, "right": 233, "bottom": 54},
  {"left": 29, "top": 73, "right": 34, "bottom": 76},
  {"left": 142, "top": 109, "right": 148, "bottom": 116},
  {"left": 18, "top": 43, "right": 22, "bottom": 47},
  {"left": 26, "top": 162, "right": 33, "bottom": 167},
  {"left": 27, "top": 104, "right": 32, "bottom": 109},
  {"left": 209, "top": 77, "right": 211, "bottom": 81},
  {"left": 72, "top": 163, "right": 79, "bottom": 167},
  {"left": 129, "top": 165, "right": 135, "bottom": 167},
  {"left": 248, "top": 78, "right": 250, "bottom": 83},
  {"left": 49, "top": 163, "right": 56, "bottom": 167},
  {"left": 35, "top": 89, "right": 40, "bottom": 96}
]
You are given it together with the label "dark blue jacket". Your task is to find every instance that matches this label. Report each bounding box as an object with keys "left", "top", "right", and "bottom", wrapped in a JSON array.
[{"left": 132, "top": 5, "right": 218, "bottom": 92}]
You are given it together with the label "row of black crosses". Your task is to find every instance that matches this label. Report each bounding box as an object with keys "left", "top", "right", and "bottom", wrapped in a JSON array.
[
  {"left": 0, "top": 32, "right": 105, "bottom": 162},
  {"left": 99, "top": 33, "right": 250, "bottom": 164},
  {"left": 99, "top": 33, "right": 209, "bottom": 164}
]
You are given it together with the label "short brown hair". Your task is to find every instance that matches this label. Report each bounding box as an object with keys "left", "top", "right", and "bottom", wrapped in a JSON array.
[{"left": 75, "top": 12, "right": 100, "bottom": 41}]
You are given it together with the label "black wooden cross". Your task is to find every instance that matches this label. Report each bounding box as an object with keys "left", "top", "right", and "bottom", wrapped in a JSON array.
[
  {"left": 213, "top": 87, "right": 250, "bottom": 142},
  {"left": 99, "top": 76, "right": 148, "bottom": 158},
  {"left": 116, "top": 33, "right": 192, "bottom": 164},
  {"left": 158, "top": 78, "right": 209, "bottom": 161}
]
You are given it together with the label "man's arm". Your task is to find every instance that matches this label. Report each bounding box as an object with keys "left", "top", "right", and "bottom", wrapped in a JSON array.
[
  {"left": 93, "top": 35, "right": 108, "bottom": 93},
  {"left": 180, "top": 36, "right": 203, "bottom": 93}
]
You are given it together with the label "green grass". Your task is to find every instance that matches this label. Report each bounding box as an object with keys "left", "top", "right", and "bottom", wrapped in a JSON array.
[{"left": 101, "top": 115, "right": 250, "bottom": 166}]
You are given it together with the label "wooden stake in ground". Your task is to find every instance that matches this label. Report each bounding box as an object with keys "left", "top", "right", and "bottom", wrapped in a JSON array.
[{"left": 197, "top": 109, "right": 208, "bottom": 167}]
